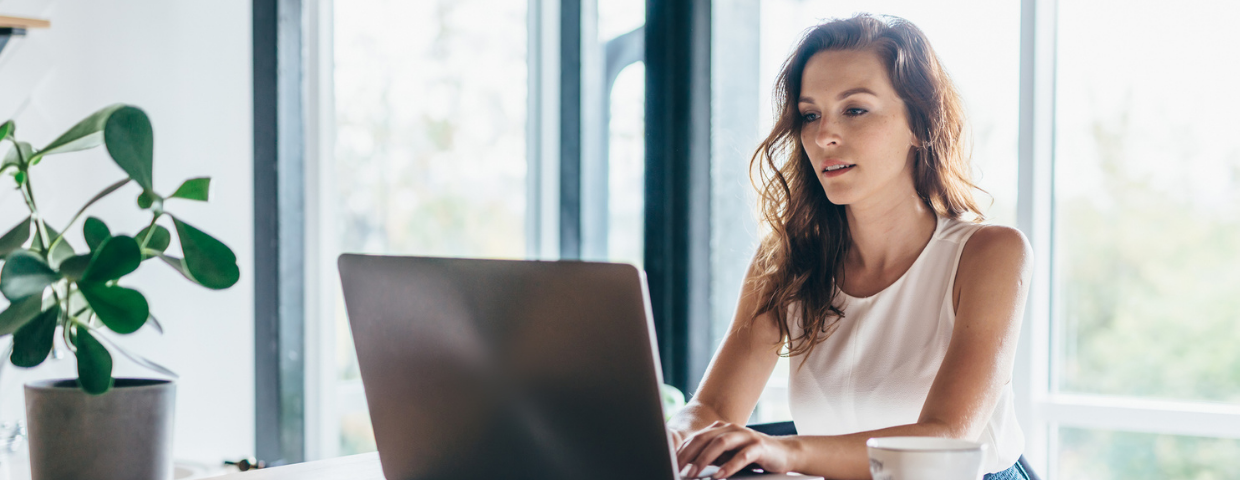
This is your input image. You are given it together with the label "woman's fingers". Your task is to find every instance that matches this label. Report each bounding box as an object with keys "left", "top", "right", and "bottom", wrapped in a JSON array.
[
  {"left": 714, "top": 444, "right": 761, "bottom": 479},
  {"left": 669, "top": 428, "right": 686, "bottom": 450},
  {"left": 687, "top": 431, "right": 752, "bottom": 478},
  {"left": 676, "top": 424, "right": 730, "bottom": 466}
]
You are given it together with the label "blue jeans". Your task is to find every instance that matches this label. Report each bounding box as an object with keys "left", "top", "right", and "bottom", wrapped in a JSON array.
[{"left": 984, "top": 461, "right": 1030, "bottom": 480}]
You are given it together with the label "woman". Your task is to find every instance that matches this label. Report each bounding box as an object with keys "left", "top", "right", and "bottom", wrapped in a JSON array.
[{"left": 667, "top": 14, "right": 1032, "bottom": 480}]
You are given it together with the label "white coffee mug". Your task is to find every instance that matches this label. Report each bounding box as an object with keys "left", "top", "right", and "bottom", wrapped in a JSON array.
[{"left": 866, "top": 436, "right": 987, "bottom": 480}]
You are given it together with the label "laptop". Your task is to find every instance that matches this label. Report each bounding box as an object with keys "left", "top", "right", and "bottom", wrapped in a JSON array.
[{"left": 339, "top": 254, "right": 822, "bottom": 480}]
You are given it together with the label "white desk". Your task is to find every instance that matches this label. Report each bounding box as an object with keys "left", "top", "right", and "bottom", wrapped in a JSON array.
[
  {"left": 205, "top": 453, "right": 383, "bottom": 480},
  {"left": 0, "top": 445, "right": 229, "bottom": 480},
  {"left": 202, "top": 453, "right": 825, "bottom": 480}
]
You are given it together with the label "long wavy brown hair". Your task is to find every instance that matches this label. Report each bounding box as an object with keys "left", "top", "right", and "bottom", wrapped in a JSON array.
[{"left": 749, "top": 14, "right": 985, "bottom": 357}]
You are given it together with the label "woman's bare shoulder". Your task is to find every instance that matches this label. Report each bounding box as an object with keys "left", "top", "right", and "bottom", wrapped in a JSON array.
[
  {"left": 962, "top": 224, "right": 1031, "bottom": 268},
  {"left": 954, "top": 225, "right": 1033, "bottom": 307}
]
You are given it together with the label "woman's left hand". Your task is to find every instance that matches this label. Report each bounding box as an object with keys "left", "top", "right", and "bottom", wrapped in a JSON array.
[{"left": 676, "top": 421, "right": 798, "bottom": 479}]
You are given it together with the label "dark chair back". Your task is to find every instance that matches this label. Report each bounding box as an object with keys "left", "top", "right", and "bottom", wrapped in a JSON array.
[
  {"left": 744, "top": 422, "right": 1041, "bottom": 480},
  {"left": 746, "top": 421, "right": 797, "bottom": 437}
]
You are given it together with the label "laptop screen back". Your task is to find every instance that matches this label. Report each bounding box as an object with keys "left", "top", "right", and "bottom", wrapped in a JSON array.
[{"left": 338, "top": 255, "right": 677, "bottom": 480}]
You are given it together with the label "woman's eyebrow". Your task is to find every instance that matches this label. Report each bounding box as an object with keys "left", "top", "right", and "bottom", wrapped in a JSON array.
[
  {"left": 835, "top": 87, "right": 877, "bottom": 100},
  {"left": 798, "top": 87, "right": 878, "bottom": 104}
]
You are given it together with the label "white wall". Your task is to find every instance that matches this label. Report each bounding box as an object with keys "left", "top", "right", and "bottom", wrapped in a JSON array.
[{"left": 0, "top": 0, "right": 254, "bottom": 463}]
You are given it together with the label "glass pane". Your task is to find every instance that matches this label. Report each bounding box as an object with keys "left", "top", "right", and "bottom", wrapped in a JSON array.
[
  {"left": 597, "top": 1, "right": 646, "bottom": 266},
  {"left": 1053, "top": 0, "right": 1240, "bottom": 401},
  {"left": 339, "top": 410, "right": 378, "bottom": 456},
  {"left": 334, "top": 0, "right": 527, "bottom": 261},
  {"left": 737, "top": 0, "right": 1021, "bottom": 422},
  {"left": 1058, "top": 427, "right": 1240, "bottom": 480},
  {"left": 607, "top": 62, "right": 645, "bottom": 267},
  {"left": 598, "top": 0, "right": 646, "bottom": 41},
  {"left": 332, "top": 0, "right": 528, "bottom": 452}
]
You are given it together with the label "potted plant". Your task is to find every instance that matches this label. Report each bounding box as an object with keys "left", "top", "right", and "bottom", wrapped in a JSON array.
[{"left": 0, "top": 104, "right": 239, "bottom": 480}]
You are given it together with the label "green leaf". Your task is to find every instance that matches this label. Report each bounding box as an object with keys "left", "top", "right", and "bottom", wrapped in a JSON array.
[
  {"left": 137, "top": 225, "right": 171, "bottom": 255},
  {"left": 3, "top": 141, "right": 33, "bottom": 170},
  {"left": 0, "top": 217, "right": 31, "bottom": 257},
  {"left": 154, "top": 253, "right": 194, "bottom": 282},
  {"left": 103, "top": 106, "right": 154, "bottom": 191},
  {"left": 11, "top": 304, "right": 59, "bottom": 367},
  {"left": 137, "top": 191, "right": 161, "bottom": 210},
  {"left": 72, "top": 327, "right": 114, "bottom": 395},
  {"left": 78, "top": 282, "right": 148, "bottom": 334},
  {"left": 0, "top": 120, "right": 13, "bottom": 140},
  {"left": 0, "top": 251, "right": 59, "bottom": 301},
  {"left": 172, "top": 218, "right": 239, "bottom": 289},
  {"left": 36, "top": 104, "right": 126, "bottom": 159},
  {"left": 170, "top": 177, "right": 210, "bottom": 201},
  {"left": 83, "top": 217, "right": 112, "bottom": 252},
  {"left": 81, "top": 236, "right": 140, "bottom": 282},
  {"left": 0, "top": 295, "right": 43, "bottom": 336},
  {"left": 58, "top": 254, "right": 92, "bottom": 282}
]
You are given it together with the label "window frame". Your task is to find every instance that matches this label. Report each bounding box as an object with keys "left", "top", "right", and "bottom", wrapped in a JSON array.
[{"left": 254, "top": 0, "right": 307, "bottom": 464}]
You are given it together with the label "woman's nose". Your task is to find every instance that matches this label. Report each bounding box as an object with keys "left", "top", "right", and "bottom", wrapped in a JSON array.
[{"left": 814, "top": 119, "right": 840, "bottom": 148}]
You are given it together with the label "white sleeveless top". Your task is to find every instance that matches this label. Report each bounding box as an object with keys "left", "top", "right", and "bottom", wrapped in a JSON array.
[{"left": 787, "top": 215, "right": 1023, "bottom": 474}]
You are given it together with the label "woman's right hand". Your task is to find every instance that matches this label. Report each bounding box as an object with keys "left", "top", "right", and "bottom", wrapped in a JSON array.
[{"left": 669, "top": 427, "right": 688, "bottom": 450}]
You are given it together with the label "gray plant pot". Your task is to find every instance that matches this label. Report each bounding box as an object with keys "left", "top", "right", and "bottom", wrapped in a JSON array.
[{"left": 24, "top": 378, "right": 176, "bottom": 480}]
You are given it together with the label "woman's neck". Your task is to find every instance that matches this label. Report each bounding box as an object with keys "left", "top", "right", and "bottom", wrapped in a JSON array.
[{"left": 844, "top": 188, "right": 937, "bottom": 273}]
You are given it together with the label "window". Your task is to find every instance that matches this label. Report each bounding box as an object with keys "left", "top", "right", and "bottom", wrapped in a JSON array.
[
  {"left": 605, "top": 61, "right": 645, "bottom": 267},
  {"left": 301, "top": 2, "right": 1240, "bottom": 474},
  {"left": 317, "top": 0, "right": 646, "bottom": 458},
  {"left": 1048, "top": 0, "right": 1240, "bottom": 477},
  {"left": 1058, "top": 428, "right": 1240, "bottom": 479},
  {"left": 327, "top": 0, "right": 530, "bottom": 456},
  {"left": 596, "top": 0, "right": 646, "bottom": 267}
]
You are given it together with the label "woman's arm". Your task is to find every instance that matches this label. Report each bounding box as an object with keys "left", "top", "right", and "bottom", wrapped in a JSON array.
[
  {"left": 677, "top": 226, "right": 1033, "bottom": 479},
  {"left": 666, "top": 258, "right": 785, "bottom": 447}
]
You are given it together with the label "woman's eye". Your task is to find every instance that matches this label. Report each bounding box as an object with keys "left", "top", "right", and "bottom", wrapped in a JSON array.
[
  {"left": 801, "top": 112, "right": 820, "bottom": 122},
  {"left": 844, "top": 107, "right": 868, "bottom": 117}
]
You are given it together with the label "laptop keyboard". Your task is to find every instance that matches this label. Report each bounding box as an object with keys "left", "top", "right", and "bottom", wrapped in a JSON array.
[
  {"left": 682, "top": 464, "right": 773, "bottom": 478},
  {"left": 682, "top": 465, "right": 721, "bottom": 479}
]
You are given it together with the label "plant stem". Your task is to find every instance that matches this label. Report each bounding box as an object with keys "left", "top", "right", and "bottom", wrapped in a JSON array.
[
  {"left": 63, "top": 322, "right": 76, "bottom": 354},
  {"left": 139, "top": 212, "right": 162, "bottom": 250},
  {"left": 14, "top": 146, "right": 38, "bottom": 207},
  {"left": 26, "top": 178, "right": 53, "bottom": 250},
  {"left": 15, "top": 145, "right": 51, "bottom": 254},
  {"left": 49, "top": 178, "right": 131, "bottom": 251},
  {"left": 14, "top": 180, "right": 36, "bottom": 238},
  {"left": 17, "top": 178, "right": 36, "bottom": 213},
  {"left": 51, "top": 286, "right": 75, "bottom": 353},
  {"left": 64, "top": 282, "right": 73, "bottom": 323},
  {"left": 24, "top": 185, "right": 50, "bottom": 255},
  {"left": 17, "top": 184, "right": 42, "bottom": 247},
  {"left": 62, "top": 290, "right": 70, "bottom": 343}
]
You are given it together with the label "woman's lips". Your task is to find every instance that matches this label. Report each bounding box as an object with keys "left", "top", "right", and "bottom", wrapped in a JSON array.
[{"left": 822, "top": 164, "right": 855, "bottom": 178}]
